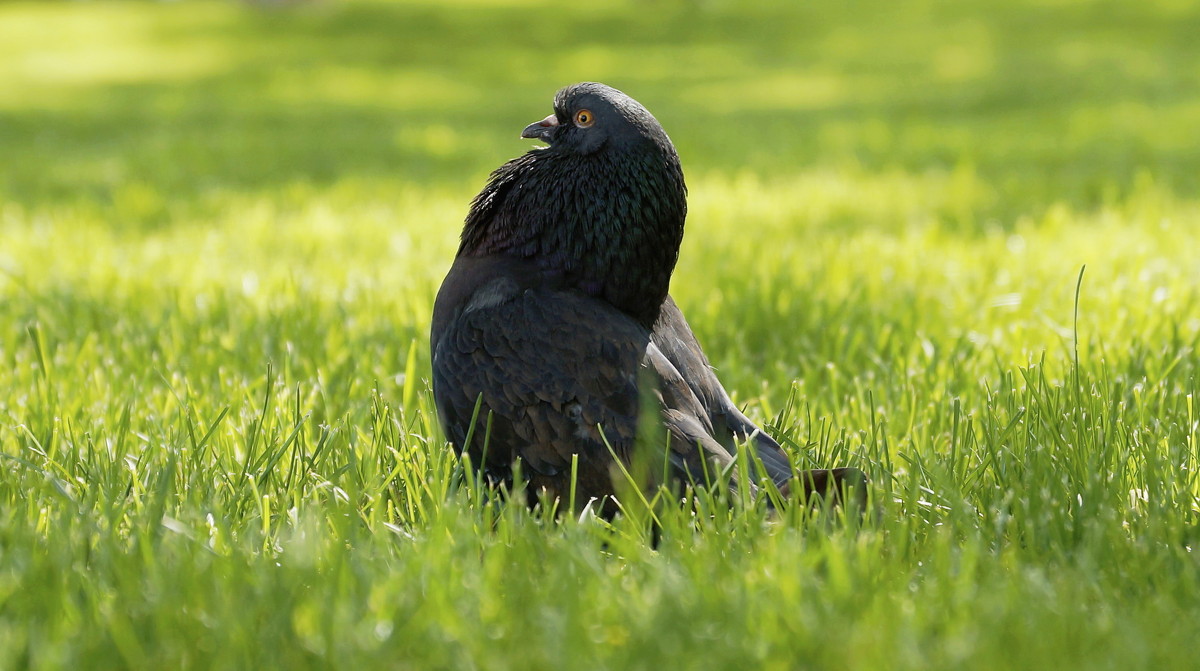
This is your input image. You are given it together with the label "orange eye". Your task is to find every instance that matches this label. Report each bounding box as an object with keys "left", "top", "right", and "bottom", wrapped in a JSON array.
[{"left": 574, "top": 109, "right": 594, "bottom": 128}]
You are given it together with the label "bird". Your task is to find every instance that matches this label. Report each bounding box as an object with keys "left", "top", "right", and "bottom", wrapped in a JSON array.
[{"left": 431, "top": 82, "right": 865, "bottom": 514}]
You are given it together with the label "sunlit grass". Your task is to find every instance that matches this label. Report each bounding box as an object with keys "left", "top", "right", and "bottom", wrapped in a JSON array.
[{"left": 2, "top": 0, "right": 1199, "bottom": 668}]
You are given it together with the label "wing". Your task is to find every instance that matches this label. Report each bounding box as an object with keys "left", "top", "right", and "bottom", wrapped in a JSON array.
[
  {"left": 433, "top": 283, "right": 640, "bottom": 499},
  {"left": 652, "top": 296, "right": 871, "bottom": 506},
  {"left": 431, "top": 256, "right": 742, "bottom": 507},
  {"left": 650, "top": 295, "right": 795, "bottom": 488}
]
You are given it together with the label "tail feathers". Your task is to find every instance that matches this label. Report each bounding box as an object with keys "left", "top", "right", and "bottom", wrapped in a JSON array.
[{"left": 741, "top": 430, "right": 869, "bottom": 509}]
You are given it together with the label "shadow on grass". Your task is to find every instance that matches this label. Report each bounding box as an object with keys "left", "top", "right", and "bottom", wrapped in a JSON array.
[{"left": 1, "top": 0, "right": 1198, "bottom": 230}]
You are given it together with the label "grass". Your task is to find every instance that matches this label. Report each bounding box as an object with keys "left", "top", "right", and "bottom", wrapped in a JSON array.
[{"left": 2, "top": 0, "right": 1199, "bottom": 668}]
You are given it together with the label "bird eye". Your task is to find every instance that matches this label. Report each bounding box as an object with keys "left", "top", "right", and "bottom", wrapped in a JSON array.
[{"left": 574, "top": 109, "right": 594, "bottom": 128}]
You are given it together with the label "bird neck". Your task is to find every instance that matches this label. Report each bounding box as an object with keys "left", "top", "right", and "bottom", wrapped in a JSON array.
[{"left": 458, "top": 147, "right": 687, "bottom": 326}]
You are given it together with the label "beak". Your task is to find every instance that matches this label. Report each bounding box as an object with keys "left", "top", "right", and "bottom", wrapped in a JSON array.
[{"left": 520, "top": 113, "right": 559, "bottom": 143}]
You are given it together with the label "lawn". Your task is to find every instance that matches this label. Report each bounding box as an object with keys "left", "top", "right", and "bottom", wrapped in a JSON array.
[{"left": 2, "top": 0, "right": 1199, "bottom": 668}]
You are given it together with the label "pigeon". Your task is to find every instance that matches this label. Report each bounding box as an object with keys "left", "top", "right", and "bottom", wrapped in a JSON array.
[{"left": 431, "top": 82, "right": 865, "bottom": 513}]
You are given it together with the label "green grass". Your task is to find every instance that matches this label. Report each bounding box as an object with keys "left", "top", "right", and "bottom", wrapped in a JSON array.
[{"left": 2, "top": 0, "right": 1199, "bottom": 668}]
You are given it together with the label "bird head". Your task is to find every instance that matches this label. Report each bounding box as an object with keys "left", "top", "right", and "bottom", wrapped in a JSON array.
[
  {"left": 461, "top": 82, "right": 686, "bottom": 326},
  {"left": 519, "top": 82, "right": 675, "bottom": 157}
]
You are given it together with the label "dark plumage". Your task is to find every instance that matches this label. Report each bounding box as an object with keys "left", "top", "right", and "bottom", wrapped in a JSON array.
[{"left": 432, "top": 82, "right": 865, "bottom": 512}]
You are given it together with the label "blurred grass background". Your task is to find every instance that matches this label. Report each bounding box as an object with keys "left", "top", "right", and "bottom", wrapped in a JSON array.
[
  {"left": 2, "top": 0, "right": 1200, "bottom": 668},
  {"left": 4, "top": 0, "right": 1199, "bottom": 215}
]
